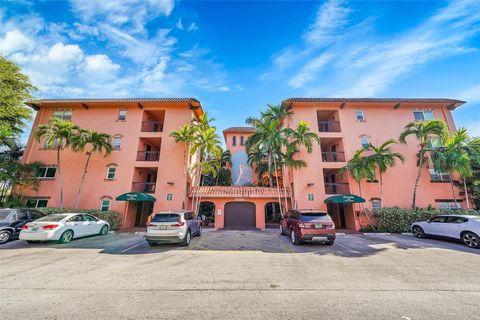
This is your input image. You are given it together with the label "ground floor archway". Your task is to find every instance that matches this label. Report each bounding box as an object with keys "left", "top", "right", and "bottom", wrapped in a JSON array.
[
  {"left": 224, "top": 202, "right": 256, "bottom": 229},
  {"left": 265, "top": 202, "right": 283, "bottom": 227},
  {"left": 199, "top": 201, "right": 215, "bottom": 227}
]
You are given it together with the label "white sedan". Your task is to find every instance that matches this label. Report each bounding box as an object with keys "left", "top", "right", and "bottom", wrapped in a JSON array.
[
  {"left": 412, "top": 215, "right": 480, "bottom": 248},
  {"left": 20, "top": 213, "right": 109, "bottom": 244}
]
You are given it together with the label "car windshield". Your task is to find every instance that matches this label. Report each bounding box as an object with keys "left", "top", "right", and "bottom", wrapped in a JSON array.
[
  {"left": 35, "top": 214, "right": 67, "bottom": 222},
  {"left": 151, "top": 214, "right": 179, "bottom": 223},
  {"left": 300, "top": 211, "right": 331, "bottom": 222},
  {"left": 0, "top": 210, "right": 13, "bottom": 221}
]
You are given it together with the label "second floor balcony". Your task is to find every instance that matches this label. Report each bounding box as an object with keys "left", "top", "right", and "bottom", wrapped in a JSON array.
[
  {"left": 136, "top": 151, "right": 160, "bottom": 162},
  {"left": 324, "top": 182, "right": 350, "bottom": 194},
  {"left": 321, "top": 151, "right": 346, "bottom": 162},
  {"left": 318, "top": 120, "right": 341, "bottom": 133},
  {"left": 132, "top": 182, "right": 156, "bottom": 193},
  {"left": 189, "top": 186, "right": 292, "bottom": 198},
  {"left": 141, "top": 121, "right": 163, "bottom": 132}
]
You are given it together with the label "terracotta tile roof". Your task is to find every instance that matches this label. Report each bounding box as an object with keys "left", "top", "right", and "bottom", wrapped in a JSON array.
[
  {"left": 223, "top": 127, "right": 256, "bottom": 133},
  {"left": 28, "top": 97, "right": 199, "bottom": 104},
  {"left": 282, "top": 98, "right": 466, "bottom": 110}
]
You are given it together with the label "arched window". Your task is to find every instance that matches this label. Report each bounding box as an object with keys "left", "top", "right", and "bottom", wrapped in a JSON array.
[
  {"left": 371, "top": 198, "right": 381, "bottom": 210},
  {"left": 100, "top": 197, "right": 111, "bottom": 211},
  {"left": 106, "top": 164, "right": 117, "bottom": 180},
  {"left": 360, "top": 135, "right": 370, "bottom": 149},
  {"left": 232, "top": 136, "right": 237, "bottom": 146}
]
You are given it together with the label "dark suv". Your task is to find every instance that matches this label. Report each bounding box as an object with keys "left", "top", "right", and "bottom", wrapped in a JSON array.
[
  {"left": 0, "top": 208, "right": 45, "bottom": 244},
  {"left": 280, "top": 209, "right": 336, "bottom": 245}
]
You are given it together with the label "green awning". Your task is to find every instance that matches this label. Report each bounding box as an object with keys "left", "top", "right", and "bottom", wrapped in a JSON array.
[
  {"left": 116, "top": 192, "right": 156, "bottom": 202},
  {"left": 324, "top": 194, "right": 365, "bottom": 204}
]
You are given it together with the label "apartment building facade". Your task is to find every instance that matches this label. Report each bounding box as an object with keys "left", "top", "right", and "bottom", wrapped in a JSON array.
[{"left": 20, "top": 97, "right": 467, "bottom": 231}]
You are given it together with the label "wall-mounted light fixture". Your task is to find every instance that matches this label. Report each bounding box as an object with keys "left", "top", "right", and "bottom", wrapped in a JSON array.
[
  {"left": 167, "top": 181, "right": 175, "bottom": 185},
  {"left": 307, "top": 183, "right": 315, "bottom": 187}
]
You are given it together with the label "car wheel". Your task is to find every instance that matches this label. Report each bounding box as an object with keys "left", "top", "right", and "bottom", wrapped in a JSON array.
[
  {"left": 26, "top": 240, "right": 40, "bottom": 244},
  {"left": 325, "top": 240, "right": 335, "bottom": 246},
  {"left": 412, "top": 225, "right": 425, "bottom": 239},
  {"left": 462, "top": 232, "right": 479, "bottom": 248},
  {"left": 0, "top": 230, "right": 11, "bottom": 244},
  {"left": 99, "top": 225, "right": 109, "bottom": 235},
  {"left": 180, "top": 230, "right": 191, "bottom": 246},
  {"left": 197, "top": 225, "right": 202, "bottom": 236},
  {"left": 59, "top": 230, "right": 74, "bottom": 244},
  {"left": 147, "top": 240, "right": 157, "bottom": 247},
  {"left": 291, "top": 229, "right": 300, "bottom": 245}
]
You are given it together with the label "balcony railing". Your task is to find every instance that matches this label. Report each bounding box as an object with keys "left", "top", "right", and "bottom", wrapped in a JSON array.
[
  {"left": 318, "top": 120, "right": 341, "bottom": 132},
  {"left": 132, "top": 182, "right": 156, "bottom": 193},
  {"left": 321, "top": 151, "right": 346, "bottom": 162},
  {"left": 136, "top": 151, "right": 160, "bottom": 161},
  {"left": 141, "top": 121, "right": 163, "bottom": 132},
  {"left": 430, "top": 172, "right": 451, "bottom": 182},
  {"left": 324, "top": 182, "right": 349, "bottom": 194},
  {"left": 189, "top": 186, "right": 291, "bottom": 198}
]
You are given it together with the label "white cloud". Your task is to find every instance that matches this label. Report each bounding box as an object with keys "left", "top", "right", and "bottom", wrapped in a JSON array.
[
  {"left": 218, "top": 86, "right": 230, "bottom": 92},
  {"left": 83, "top": 54, "right": 120, "bottom": 74},
  {"left": 0, "top": 29, "right": 34, "bottom": 55},
  {"left": 288, "top": 53, "right": 333, "bottom": 88},
  {"left": 465, "top": 119, "right": 480, "bottom": 137},
  {"left": 46, "top": 42, "right": 84, "bottom": 64},
  {"left": 188, "top": 22, "right": 199, "bottom": 32},
  {"left": 459, "top": 84, "right": 480, "bottom": 104},
  {"left": 176, "top": 18, "right": 183, "bottom": 30}
]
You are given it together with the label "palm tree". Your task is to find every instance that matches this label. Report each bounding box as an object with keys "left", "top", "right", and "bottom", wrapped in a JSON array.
[
  {"left": 71, "top": 129, "right": 112, "bottom": 209},
  {"left": 34, "top": 118, "right": 79, "bottom": 209},
  {"left": 283, "top": 145, "right": 307, "bottom": 209},
  {"left": 169, "top": 123, "right": 194, "bottom": 209},
  {"left": 430, "top": 128, "right": 479, "bottom": 207},
  {"left": 215, "top": 149, "right": 232, "bottom": 185},
  {"left": 366, "top": 140, "right": 405, "bottom": 208},
  {"left": 399, "top": 120, "right": 447, "bottom": 209},
  {"left": 339, "top": 149, "right": 375, "bottom": 224}
]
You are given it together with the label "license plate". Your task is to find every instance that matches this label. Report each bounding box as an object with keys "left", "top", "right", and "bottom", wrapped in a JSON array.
[
  {"left": 159, "top": 225, "right": 167, "bottom": 230},
  {"left": 315, "top": 224, "right": 323, "bottom": 229},
  {"left": 312, "top": 236, "right": 327, "bottom": 241},
  {"left": 31, "top": 227, "right": 39, "bottom": 232}
]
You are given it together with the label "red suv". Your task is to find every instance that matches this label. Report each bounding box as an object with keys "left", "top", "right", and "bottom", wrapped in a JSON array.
[{"left": 280, "top": 209, "right": 336, "bottom": 245}]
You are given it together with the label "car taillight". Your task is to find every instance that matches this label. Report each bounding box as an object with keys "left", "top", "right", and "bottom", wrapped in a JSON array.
[
  {"left": 171, "top": 217, "right": 185, "bottom": 227},
  {"left": 42, "top": 224, "right": 58, "bottom": 229},
  {"left": 21, "top": 225, "right": 29, "bottom": 229},
  {"left": 326, "top": 224, "right": 335, "bottom": 230}
]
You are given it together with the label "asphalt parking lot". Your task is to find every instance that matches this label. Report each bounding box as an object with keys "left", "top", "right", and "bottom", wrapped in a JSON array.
[{"left": 1, "top": 229, "right": 479, "bottom": 319}]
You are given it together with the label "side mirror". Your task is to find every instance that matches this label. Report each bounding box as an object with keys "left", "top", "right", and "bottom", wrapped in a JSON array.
[{"left": 426, "top": 219, "right": 431, "bottom": 223}]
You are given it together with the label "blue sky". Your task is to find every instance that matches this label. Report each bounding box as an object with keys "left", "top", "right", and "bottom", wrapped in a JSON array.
[{"left": 1, "top": 0, "right": 479, "bottom": 138}]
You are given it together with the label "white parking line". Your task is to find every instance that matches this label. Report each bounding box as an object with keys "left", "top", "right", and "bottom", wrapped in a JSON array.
[
  {"left": 335, "top": 242, "right": 361, "bottom": 254},
  {"left": 120, "top": 241, "right": 145, "bottom": 253}
]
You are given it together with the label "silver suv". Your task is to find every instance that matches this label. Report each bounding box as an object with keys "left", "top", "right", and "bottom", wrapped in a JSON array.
[{"left": 146, "top": 211, "right": 201, "bottom": 246}]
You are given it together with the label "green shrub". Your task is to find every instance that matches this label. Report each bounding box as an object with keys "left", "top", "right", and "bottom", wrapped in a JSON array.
[
  {"left": 35, "top": 208, "right": 122, "bottom": 230},
  {"left": 370, "top": 207, "right": 480, "bottom": 233}
]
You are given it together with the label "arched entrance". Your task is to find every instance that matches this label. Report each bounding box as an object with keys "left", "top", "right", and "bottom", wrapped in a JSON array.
[
  {"left": 224, "top": 202, "right": 256, "bottom": 229},
  {"left": 199, "top": 201, "right": 215, "bottom": 227},
  {"left": 265, "top": 202, "right": 282, "bottom": 227}
]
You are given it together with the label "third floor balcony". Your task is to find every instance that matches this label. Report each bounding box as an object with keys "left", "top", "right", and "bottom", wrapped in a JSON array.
[{"left": 317, "top": 109, "right": 342, "bottom": 133}]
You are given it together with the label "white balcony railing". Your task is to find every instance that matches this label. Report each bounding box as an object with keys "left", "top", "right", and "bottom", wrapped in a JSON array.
[{"left": 189, "top": 186, "right": 291, "bottom": 198}]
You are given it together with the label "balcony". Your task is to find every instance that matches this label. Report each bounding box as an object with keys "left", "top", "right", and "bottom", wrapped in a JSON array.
[
  {"left": 321, "top": 151, "right": 345, "bottom": 162},
  {"left": 136, "top": 151, "right": 160, "bottom": 162},
  {"left": 318, "top": 121, "right": 341, "bottom": 133},
  {"left": 141, "top": 121, "right": 163, "bottom": 132},
  {"left": 324, "top": 183, "right": 349, "bottom": 194},
  {"left": 189, "top": 186, "right": 292, "bottom": 198},
  {"left": 132, "top": 182, "right": 156, "bottom": 193}
]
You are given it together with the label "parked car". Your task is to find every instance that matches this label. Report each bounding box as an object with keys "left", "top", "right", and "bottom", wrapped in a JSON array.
[
  {"left": 0, "top": 208, "right": 45, "bottom": 244},
  {"left": 411, "top": 215, "right": 480, "bottom": 248},
  {"left": 280, "top": 209, "right": 336, "bottom": 245},
  {"left": 20, "top": 213, "right": 109, "bottom": 244},
  {"left": 146, "top": 211, "right": 201, "bottom": 246}
]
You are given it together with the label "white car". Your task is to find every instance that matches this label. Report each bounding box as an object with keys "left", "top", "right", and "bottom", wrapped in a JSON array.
[
  {"left": 146, "top": 211, "right": 201, "bottom": 246},
  {"left": 20, "top": 213, "right": 109, "bottom": 244},
  {"left": 411, "top": 215, "right": 480, "bottom": 248}
]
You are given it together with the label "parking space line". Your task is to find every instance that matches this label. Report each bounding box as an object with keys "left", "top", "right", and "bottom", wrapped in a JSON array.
[
  {"left": 335, "top": 242, "right": 361, "bottom": 254},
  {"left": 120, "top": 241, "right": 146, "bottom": 253}
]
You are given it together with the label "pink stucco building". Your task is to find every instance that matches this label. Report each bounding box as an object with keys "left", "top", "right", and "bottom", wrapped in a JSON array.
[{"left": 20, "top": 97, "right": 467, "bottom": 231}]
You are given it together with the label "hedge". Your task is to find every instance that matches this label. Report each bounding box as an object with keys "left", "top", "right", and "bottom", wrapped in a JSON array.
[
  {"left": 362, "top": 207, "right": 480, "bottom": 233},
  {"left": 35, "top": 208, "right": 122, "bottom": 230}
]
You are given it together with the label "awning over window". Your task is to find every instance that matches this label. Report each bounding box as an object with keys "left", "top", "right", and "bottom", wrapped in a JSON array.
[
  {"left": 324, "top": 194, "right": 365, "bottom": 204},
  {"left": 116, "top": 192, "right": 156, "bottom": 202}
]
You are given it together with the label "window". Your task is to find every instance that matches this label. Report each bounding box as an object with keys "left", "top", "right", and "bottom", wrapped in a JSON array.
[
  {"left": 428, "top": 138, "right": 442, "bottom": 149},
  {"left": 113, "top": 137, "right": 121, "bottom": 150},
  {"left": 360, "top": 136, "right": 370, "bottom": 149},
  {"left": 447, "top": 216, "right": 467, "bottom": 224},
  {"left": 308, "top": 193, "right": 314, "bottom": 201},
  {"left": 43, "top": 138, "right": 61, "bottom": 149},
  {"left": 185, "top": 212, "right": 195, "bottom": 220},
  {"left": 16, "top": 211, "right": 28, "bottom": 220},
  {"left": 53, "top": 110, "right": 72, "bottom": 121},
  {"left": 106, "top": 166, "right": 116, "bottom": 180},
  {"left": 100, "top": 199, "right": 110, "bottom": 211},
  {"left": 429, "top": 169, "right": 450, "bottom": 182},
  {"left": 118, "top": 110, "right": 127, "bottom": 121},
  {"left": 413, "top": 110, "right": 434, "bottom": 121},
  {"left": 37, "top": 167, "right": 56, "bottom": 179},
  {"left": 232, "top": 136, "right": 237, "bottom": 146},
  {"left": 429, "top": 216, "right": 448, "bottom": 223},
  {"left": 240, "top": 136, "right": 244, "bottom": 146},
  {"left": 26, "top": 199, "right": 48, "bottom": 208},
  {"left": 372, "top": 199, "right": 381, "bottom": 210},
  {"left": 356, "top": 110, "right": 365, "bottom": 121},
  {"left": 29, "top": 211, "right": 44, "bottom": 220},
  {"left": 151, "top": 214, "right": 179, "bottom": 222},
  {"left": 83, "top": 215, "right": 98, "bottom": 222},
  {"left": 68, "top": 215, "right": 84, "bottom": 222},
  {"left": 437, "top": 201, "right": 461, "bottom": 209}
]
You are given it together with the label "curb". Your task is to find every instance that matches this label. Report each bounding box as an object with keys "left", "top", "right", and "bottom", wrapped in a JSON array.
[
  {"left": 336, "top": 233, "right": 346, "bottom": 236},
  {"left": 362, "top": 232, "right": 391, "bottom": 236},
  {"left": 401, "top": 232, "right": 414, "bottom": 236}
]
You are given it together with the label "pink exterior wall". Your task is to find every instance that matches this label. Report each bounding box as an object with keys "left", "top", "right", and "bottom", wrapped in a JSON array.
[
  {"left": 287, "top": 101, "right": 464, "bottom": 215},
  {"left": 21, "top": 101, "right": 201, "bottom": 229}
]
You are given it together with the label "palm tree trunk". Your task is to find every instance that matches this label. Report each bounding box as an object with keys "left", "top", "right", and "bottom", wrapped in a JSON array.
[
  {"left": 295, "top": 169, "right": 299, "bottom": 209},
  {"left": 273, "top": 156, "right": 283, "bottom": 218},
  {"left": 57, "top": 147, "right": 64, "bottom": 209},
  {"left": 379, "top": 172, "right": 384, "bottom": 208},
  {"left": 74, "top": 152, "right": 92, "bottom": 209},
  {"left": 412, "top": 148, "right": 424, "bottom": 209},
  {"left": 463, "top": 178, "right": 470, "bottom": 209},
  {"left": 449, "top": 174, "right": 457, "bottom": 204},
  {"left": 357, "top": 180, "right": 373, "bottom": 226},
  {"left": 267, "top": 150, "right": 273, "bottom": 187},
  {"left": 183, "top": 144, "right": 188, "bottom": 210},
  {"left": 282, "top": 164, "right": 289, "bottom": 213}
]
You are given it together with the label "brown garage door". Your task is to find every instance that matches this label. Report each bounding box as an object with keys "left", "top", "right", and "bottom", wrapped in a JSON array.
[{"left": 224, "top": 202, "right": 256, "bottom": 229}]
